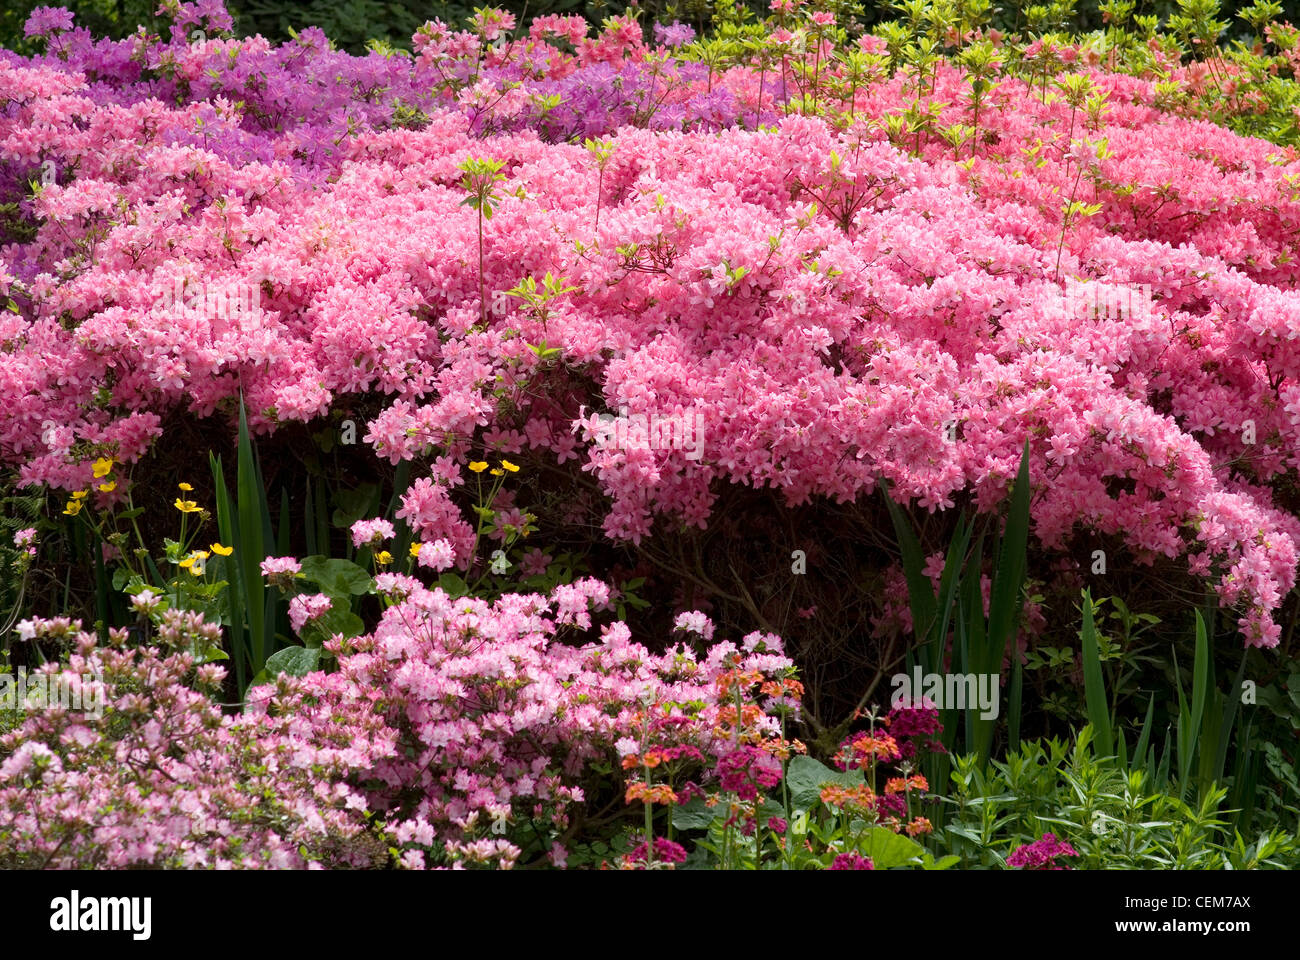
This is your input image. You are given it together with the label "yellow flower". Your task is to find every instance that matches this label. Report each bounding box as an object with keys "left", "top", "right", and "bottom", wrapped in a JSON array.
[
  {"left": 409, "top": 543, "right": 423, "bottom": 558},
  {"left": 178, "top": 482, "right": 193, "bottom": 492},
  {"left": 62, "top": 500, "right": 84, "bottom": 516},
  {"left": 179, "top": 551, "right": 209, "bottom": 574},
  {"left": 71, "top": 489, "right": 89, "bottom": 500},
  {"left": 468, "top": 461, "right": 488, "bottom": 473},
  {"left": 374, "top": 550, "right": 393, "bottom": 566},
  {"left": 92, "top": 457, "right": 114, "bottom": 478},
  {"left": 174, "top": 499, "right": 201, "bottom": 513},
  {"left": 98, "top": 481, "right": 117, "bottom": 493},
  {"left": 489, "top": 468, "right": 504, "bottom": 476},
  {"left": 210, "top": 543, "right": 233, "bottom": 556},
  {"left": 500, "top": 460, "right": 519, "bottom": 473}
]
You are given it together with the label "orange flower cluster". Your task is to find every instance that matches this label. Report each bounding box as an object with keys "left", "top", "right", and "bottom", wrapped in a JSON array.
[
  {"left": 712, "top": 702, "right": 765, "bottom": 740},
  {"left": 760, "top": 677, "right": 804, "bottom": 699},
  {"left": 764, "top": 737, "right": 808, "bottom": 762},
  {"left": 625, "top": 782, "right": 679, "bottom": 806},
  {"left": 905, "top": 817, "right": 933, "bottom": 837},
  {"left": 834, "top": 733, "right": 900, "bottom": 769},
  {"left": 884, "top": 774, "right": 929, "bottom": 795},
  {"left": 622, "top": 746, "right": 696, "bottom": 770},
  {"left": 714, "top": 668, "right": 764, "bottom": 697},
  {"left": 818, "top": 783, "right": 876, "bottom": 811}
]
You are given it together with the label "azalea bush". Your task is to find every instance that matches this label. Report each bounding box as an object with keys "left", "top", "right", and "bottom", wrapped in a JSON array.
[
  {"left": 5, "top": 2, "right": 1300, "bottom": 651},
  {"left": 0, "top": 610, "right": 393, "bottom": 868}
]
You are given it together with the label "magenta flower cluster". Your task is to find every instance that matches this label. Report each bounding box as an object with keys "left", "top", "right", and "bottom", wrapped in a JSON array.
[
  {"left": 828, "top": 851, "right": 875, "bottom": 870},
  {"left": 716, "top": 745, "right": 784, "bottom": 801},
  {"left": 1005, "top": 832, "right": 1079, "bottom": 870}
]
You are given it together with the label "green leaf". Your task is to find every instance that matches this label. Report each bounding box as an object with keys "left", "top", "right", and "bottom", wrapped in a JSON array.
[
  {"left": 1214, "top": 650, "right": 1250, "bottom": 784},
  {"left": 985, "top": 440, "right": 1031, "bottom": 671},
  {"left": 671, "top": 795, "right": 716, "bottom": 830},
  {"left": 1132, "top": 693, "right": 1156, "bottom": 773},
  {"left": 252, "top": 645, "right": 321, "bottom": 685},
  {"left": 236, "top": 398, "right": 268, "bottom": 677},
  {"left": 330, "top": 483, "right": 380, "bottom": 530},
  {"left": 785, "top": 754, "right": 865, "bottom": 808},
  {"left": 299, "top": 602, "right": 365, "bottom": 648},
  {"left": 921, "top": 853, "right": 961, "bottom": 870},
  {"left": 1174, "top": 610, "right": 1210, "bottom": 797},
  {"left": 299, "top": 556, "right": 375, "bottom": 596},
  {"left": 1080, "top": 588, "right": 1114, "bottom": 758},
  {"left": 210, "top": 451, "right": 246, "bottom": 691},
  {"left": 437, "top": 572, "right": 470, "bottom": 598},
  {"left": 931, "top": 511, "right": 973, "bottom": 671},
  {"left": 858, "top": 826, "right": 927, "bottom": 869}
]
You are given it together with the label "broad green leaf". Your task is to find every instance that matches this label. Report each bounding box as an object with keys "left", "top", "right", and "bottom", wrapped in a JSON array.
[
  {"left": 437, "top": 572, "right": 470, "bottom": 598},
  {"left": 921, "top": 853, "right": 961, "bottom": 870},
  {"left": 857, "top": 826, "right": 927, "bottom": 869},
  {"left": 671, "top": 795, "right": 715, "bottom": 830},
  {"left": 299, "top": 603, "right": 365, "bottom": 648},
  {"left": 330, "top": 483, "right": 380, "bottom": 530},
  {"left": 250, "top": 645, "right": 321, "bottom": 686},
  {"left": 786, "top": 754, "right": 865, "bottom": 808},
  {"left": 299, "top": 556, "right": 374, "bottom": 596}
]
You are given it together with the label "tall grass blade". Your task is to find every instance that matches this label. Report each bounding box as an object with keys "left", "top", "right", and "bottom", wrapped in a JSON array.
[
  {"left": 1080, "top": 588, "right": 1113, "bottom": 758},
  {"left": 881, "top": 477, "right": 938, "bottom": 648},
  {"left": 236, "top": 398, "right": 268, "bottom": 677},
  {"left": 1131, "top": 693, "right": 1155, "bottom": 774},
  {"left": 209, "top": 452, "right": 247, "bottom": 690}
]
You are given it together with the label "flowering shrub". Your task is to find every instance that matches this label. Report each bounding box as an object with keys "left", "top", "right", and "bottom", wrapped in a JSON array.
[
  {"left": 0, "top": 612, "right": 394, "bottom": 868},
  {"left": 0, "top": 574, "right": 820, "bottom": 868},
  {"left": 305, "top": 582, "right": 802, "bottom": 869}
]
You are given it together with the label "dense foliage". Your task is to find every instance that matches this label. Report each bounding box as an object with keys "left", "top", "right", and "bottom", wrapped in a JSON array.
[{"left": 3, "top": 0, "right": 1300, "bottom": 868}]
